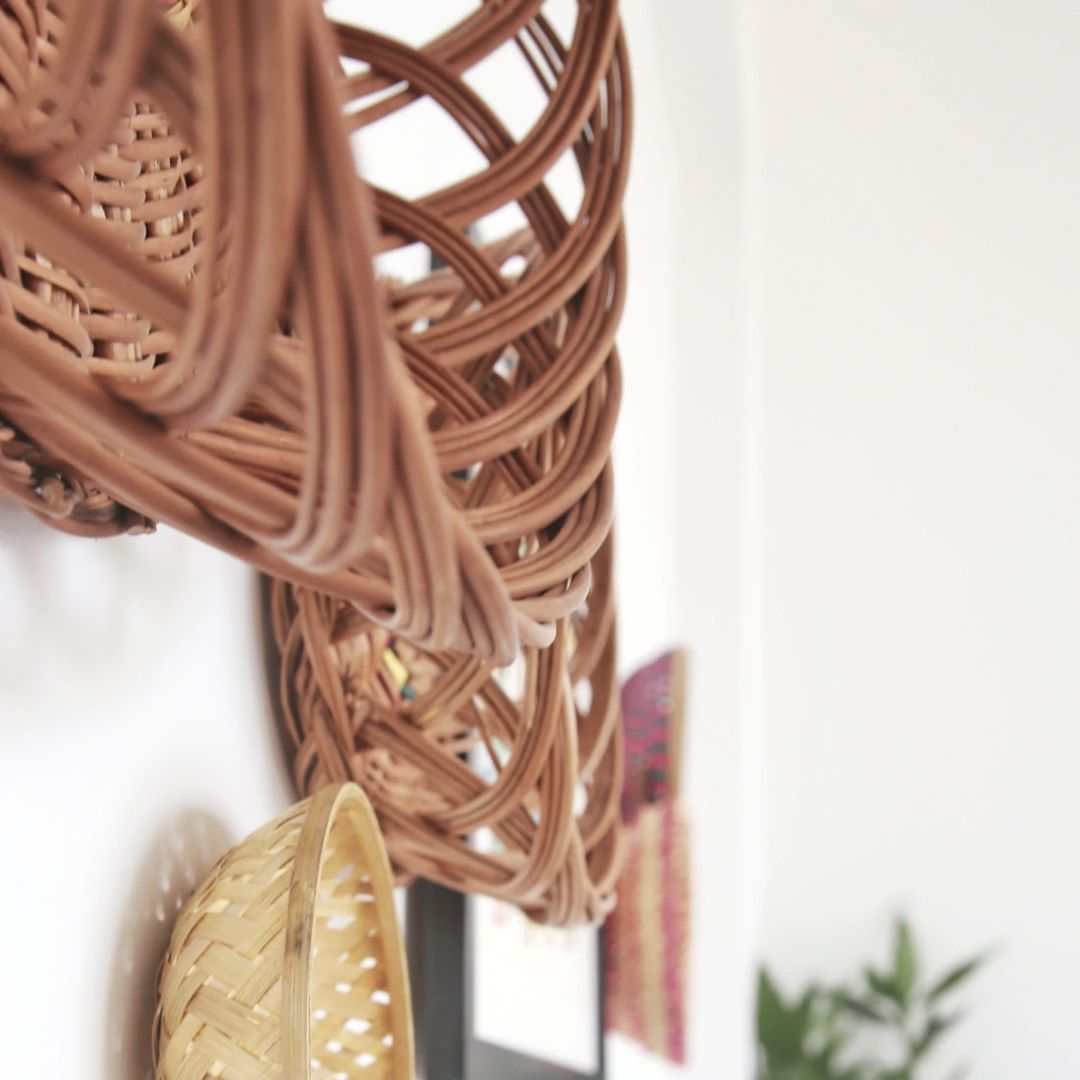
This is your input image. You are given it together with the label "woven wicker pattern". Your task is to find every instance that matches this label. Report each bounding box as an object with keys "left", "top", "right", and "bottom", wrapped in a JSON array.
[
  {"left": 269, "top": 537, "right": 623, "bottom": 926},
  {"left": 0, "top": 0, "right": 629, "bottom": 664},
  {"left": 154, "top": 784, "right": 413, "bottom": 1079},
  {"left": 309, "top": 811, "right": 405, "bottom": 1078},
  {"left": 155, "top": 802, "right": 304, "bottom": 1078},
  {"left": 0, "top": 0, "right": 199, "bottom": 536}
]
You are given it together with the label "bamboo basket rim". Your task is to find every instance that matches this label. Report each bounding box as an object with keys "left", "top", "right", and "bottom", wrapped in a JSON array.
[{"left": 286, "top": 782, "right": 415, "bottom": 1079}]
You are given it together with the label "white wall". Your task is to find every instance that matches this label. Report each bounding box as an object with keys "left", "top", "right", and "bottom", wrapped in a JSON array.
[
  {"left": 0, "top": 510, "right": 296, "bottom": 1077},
  {"left": 610, "top": 0, "right": 751, "bottom": 1077},
  {"left": 750, "top": 2, "right": 1080, "bottom": 1077}
]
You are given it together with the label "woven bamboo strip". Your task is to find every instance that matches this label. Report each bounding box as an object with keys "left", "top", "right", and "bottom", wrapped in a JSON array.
[{"left": 154, "top": 783, "right": 414, "bottom": 1079}]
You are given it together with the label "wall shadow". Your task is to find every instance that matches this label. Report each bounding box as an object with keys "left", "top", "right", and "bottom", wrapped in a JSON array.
[{"left": 102, "top": 810, "right": 232, "bottom": 1080}]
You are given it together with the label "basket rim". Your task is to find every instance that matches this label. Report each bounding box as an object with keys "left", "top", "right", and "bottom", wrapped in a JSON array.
[{"left": 283, "top": 782, "right": 415, "bottom": 1079}]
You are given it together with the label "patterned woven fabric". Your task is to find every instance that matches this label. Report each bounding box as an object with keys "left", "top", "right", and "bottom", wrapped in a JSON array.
[
  {"left": 604, "top": 799, "right": 689, "bottom": 1064},
  {"left": 604, "top": 649, "right": 690, "bottom": 1063},
  {"left": 620, "top": 650, "right": 686, "bottom": 819}
]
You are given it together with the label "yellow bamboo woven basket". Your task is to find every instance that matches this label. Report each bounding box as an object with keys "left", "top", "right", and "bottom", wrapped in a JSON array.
[{"left": 153, "top": 783, "right": 414, "bottom": 1079}]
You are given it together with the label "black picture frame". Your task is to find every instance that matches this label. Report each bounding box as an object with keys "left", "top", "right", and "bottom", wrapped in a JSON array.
[{"left": 407, "top": 881, "right": 606, "bottom": 1080}]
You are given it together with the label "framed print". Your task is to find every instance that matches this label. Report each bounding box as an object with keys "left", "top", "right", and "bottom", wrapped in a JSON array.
[{"left": 407, "top": 881, "right": 605, "bottom": 1080}]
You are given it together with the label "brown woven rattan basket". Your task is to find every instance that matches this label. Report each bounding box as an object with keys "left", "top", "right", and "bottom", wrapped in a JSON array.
[
  {"left": 268, "top": 537, "right": 622, "bottom": 926},
  {"left": 0, "top": 0, "right": 630, "bottom": 664},
  {"left": 154, "top": 782, "right": 413, "bottom": 1079},
  {"left": 0, "top": 0, "right": 198, "bottom": 536}
]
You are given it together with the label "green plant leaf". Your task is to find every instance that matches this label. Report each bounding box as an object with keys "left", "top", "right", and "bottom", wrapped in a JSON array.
[
  {"left": 812, "top": 1031, "right": 848, "bottom": 1071},
  {"left": 926, "top": 954, "right": 989, "bottom": 1006},
  {"left": 864, "top": 965, "right": 902, "bottom": 1007},
  {"left": 758, "top": 969, "right": 810, "bottom": 1063},
  {"left": 794, "top": 985, "right": 819, "bottom": 1048},
  {"left": 910, "top": 1011, "right": 963, "bottom": 1061},
  {"left": 893, "top": 918, "right": 917, "bottom": 1009},
  {"left": 820, "top": 1036, "right": 843, "bottom": 1068},
  {"left": 832, "top": 991, "right": 888, "bottom": 1024}
]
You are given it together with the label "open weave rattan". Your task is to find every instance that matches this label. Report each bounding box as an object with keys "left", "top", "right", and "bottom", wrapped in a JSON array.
[
  {"left": 269, "top": 536, "right": 622, "bottom": 927},
  {"left": 0, "top": 0, "right": 630, "bottom": 664},
  {"left": 154, "top": 783, "right": 413, "bottom": 1079}
]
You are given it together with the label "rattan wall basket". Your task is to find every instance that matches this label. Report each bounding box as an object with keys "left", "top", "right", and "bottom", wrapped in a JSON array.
[
  {"left": 0, "top": 0, "right": 631, "bottom": 665},
  {"left": 268, "top": 537, "right": 623, "bottom": 927},
  {"left": 154, "top": 783, "right": 414, "bottom": 1079},
  {"left": 0, "top": 0, "right": 198, "bottom": 537}
]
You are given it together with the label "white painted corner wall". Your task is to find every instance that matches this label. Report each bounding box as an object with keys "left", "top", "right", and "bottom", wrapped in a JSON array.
[{"left": 748, "top": 3, "right": 1080, "bottom": 1079}]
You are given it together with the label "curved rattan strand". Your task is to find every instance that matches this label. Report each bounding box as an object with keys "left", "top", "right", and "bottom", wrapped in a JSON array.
[
  {"left": 0, "top": 0, "right": 630, "bottom": 665},
  {"left": 268, "top": 537, "right": 623, "bottom": 927},
  {"left": 154, "top": 782, "right": 414, "bottom": 1079}
]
